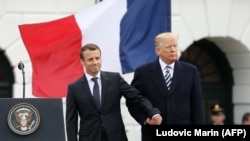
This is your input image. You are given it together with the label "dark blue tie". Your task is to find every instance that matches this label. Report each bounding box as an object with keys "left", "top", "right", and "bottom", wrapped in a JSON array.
[
  {"left": 165, "top": 66, "right": 172, "bottom": 90},
  {"left": 92, "top": 77, "right": 101, "bottom": 109}
]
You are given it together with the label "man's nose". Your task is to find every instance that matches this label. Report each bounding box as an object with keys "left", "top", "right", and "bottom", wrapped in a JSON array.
[{"left": 93, "top": 59, "right": 99, "bottom": 63}]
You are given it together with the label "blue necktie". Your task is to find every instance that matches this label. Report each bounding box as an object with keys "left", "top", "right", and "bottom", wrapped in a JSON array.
[
  {"left": 92, "top": 77, "right": 101, "bottom": 109},
  {"left": 165, "top": 66, "right": 172, "bottom": 90}
]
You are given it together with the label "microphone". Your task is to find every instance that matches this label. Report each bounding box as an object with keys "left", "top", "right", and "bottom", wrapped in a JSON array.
[
  {"left": 18, "top": 61, "right": 25, "bottom": 98},
  {"left": 18, "top": 61, "right": 24, "bottom": 71}
]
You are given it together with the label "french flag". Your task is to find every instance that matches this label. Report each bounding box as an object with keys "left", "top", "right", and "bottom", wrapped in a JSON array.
[{"left": 18, "top": 0, "right": 171, "bottom": 98}]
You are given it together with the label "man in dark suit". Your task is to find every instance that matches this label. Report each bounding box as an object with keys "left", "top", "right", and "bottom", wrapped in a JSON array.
[
  {"left": 126, "top": 32, "right": 204, "bottom": 141},
  {"left": 66, "top": 43, "right": 162, "bottom": 141}
]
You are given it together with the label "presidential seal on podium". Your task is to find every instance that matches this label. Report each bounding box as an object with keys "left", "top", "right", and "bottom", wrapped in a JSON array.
[{"left": 7, "top": 103, "right": 40, "bottom": 135}]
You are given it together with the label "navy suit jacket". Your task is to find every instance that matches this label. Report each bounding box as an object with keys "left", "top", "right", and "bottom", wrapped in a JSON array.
[
  {"left": 126, "top": 59, "right": 204, "bottom": 140},
  {"left": 66, "top": 71, "right": 160, "bottom": 141}
]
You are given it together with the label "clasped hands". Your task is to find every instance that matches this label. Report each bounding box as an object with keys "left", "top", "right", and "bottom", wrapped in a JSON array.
[{"left": 145, "top": 114, "right": 162, "bottom": 125}]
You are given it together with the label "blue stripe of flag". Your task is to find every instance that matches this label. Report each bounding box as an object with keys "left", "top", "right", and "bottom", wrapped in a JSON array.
[{"left": 119, "top": 0, "right": 171, "bottom": 74}]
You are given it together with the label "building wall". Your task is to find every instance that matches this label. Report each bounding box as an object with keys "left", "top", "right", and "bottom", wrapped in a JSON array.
[
  {"left": 171, "top": 0, "right": 250, "bottom": 125},
  {"left": 1, "top": 0, "right": 250, "bottom": 140}
]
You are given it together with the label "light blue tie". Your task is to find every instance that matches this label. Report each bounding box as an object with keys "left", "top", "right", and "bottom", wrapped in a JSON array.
[{"left": 164, "top": 66, "right": 172, "bottom": 90}]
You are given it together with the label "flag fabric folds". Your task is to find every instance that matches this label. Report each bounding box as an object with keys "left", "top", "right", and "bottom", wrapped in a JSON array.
[
  {"left": 120, "top": 0, "right": 171, "bottom": 73},
  {"left": 18, "top": 0, "right": 171, "bottom": 98},
  {"left": 19, "top": 16, "right": 83, "bottom": 98},
  {"left": 18, "top": 0, "right": 126, "bottom": 97}
]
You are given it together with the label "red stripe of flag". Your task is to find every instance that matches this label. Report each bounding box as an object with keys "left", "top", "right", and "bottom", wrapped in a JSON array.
[{"left": 19, "top": 15, "right": 83, "bottom": 97}]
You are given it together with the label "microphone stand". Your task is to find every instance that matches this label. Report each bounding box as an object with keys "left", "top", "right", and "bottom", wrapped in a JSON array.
[
  {"left": 21, "top": 68, "right": 25, "bottom": 98},
  {"left": 18, "top": 61, "right": 25, "bottom": 98}
]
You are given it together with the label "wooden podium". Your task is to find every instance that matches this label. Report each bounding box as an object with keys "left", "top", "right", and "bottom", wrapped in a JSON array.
[{"left": 0, "top": 98, "right": 66, "bottom": 141}]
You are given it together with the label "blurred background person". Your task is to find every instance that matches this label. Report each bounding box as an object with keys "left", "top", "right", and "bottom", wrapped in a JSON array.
[
  {"left": 210, "top": 104, "right": 226, "bottom": 125},
  {"left": 242, "top": 112, "right": 250, "bottom": 125}
]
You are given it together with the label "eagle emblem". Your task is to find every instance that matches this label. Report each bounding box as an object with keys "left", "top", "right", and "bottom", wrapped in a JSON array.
[
  {"left": 8, "top": 103, "right": 40, "bottom": 135},
  {"left": 14, "top": 108, "right": 33, "bottom": 131}
]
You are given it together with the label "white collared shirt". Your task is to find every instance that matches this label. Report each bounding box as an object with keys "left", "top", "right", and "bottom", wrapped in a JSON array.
[{"left": 159, "top": 58, "right": 175, "bottom": 78}]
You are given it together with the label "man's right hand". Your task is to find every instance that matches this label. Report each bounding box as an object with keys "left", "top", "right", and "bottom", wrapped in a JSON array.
[{"left": 145, "top": 114, "right": 162, "bottom": 125}]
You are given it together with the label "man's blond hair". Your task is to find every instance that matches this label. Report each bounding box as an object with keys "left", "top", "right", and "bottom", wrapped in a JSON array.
[{"left": 154, "top": 32, "right": 178, "bottom": 48}]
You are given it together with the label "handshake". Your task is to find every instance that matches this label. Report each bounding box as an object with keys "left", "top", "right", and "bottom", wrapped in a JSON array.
[{"left": 145, "top": 114, "right": 162, "bottom": 125}]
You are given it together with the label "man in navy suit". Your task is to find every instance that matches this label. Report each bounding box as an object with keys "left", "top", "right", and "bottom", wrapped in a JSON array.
[
  {"left": 66, "top": 43, "right": 162, "bottom": 141},
  {"left": 126, "top": 32, "right": 204, "bottom": 141}
]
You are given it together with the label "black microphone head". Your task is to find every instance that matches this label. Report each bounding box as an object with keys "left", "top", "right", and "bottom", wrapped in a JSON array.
[{"left": 18, "top": 61, "right": 24, "bottom": 70}]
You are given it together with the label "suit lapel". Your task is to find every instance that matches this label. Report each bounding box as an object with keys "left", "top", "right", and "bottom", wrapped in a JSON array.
[
  {"left": 150, "top": 60, "right": 169, "bottom": 96},
  {"left": 81, "top": 76, "right": 93, "bottom": 98},
  {"left": 100, "top": 72, "right": 109, "bottom": 110},
  {"left": 169, "top": 61, "right": 184, "bottom": 94}
]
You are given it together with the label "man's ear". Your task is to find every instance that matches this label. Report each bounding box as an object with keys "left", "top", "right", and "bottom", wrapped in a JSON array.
[{"left": 80, "top": 59, "right": 84, "bottom": 65}]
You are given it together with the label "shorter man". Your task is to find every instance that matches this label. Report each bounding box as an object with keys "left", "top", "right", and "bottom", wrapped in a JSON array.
[
  {"left": 210, "top": 104, "right": 226, "bottom": 125},
  {"left": 66, "top": 43, "right": 162, "bottom": 141}
]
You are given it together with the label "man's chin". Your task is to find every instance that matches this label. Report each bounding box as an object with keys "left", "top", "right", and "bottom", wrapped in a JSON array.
[
  {"left": 93, "top": 69, "right": 100, "bottom": 74},
  {"left": 171, "top": 58, "right": 177, "bottom": 62}
]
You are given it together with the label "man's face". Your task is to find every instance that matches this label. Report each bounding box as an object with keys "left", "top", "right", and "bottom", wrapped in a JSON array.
[
  {"left": 243, "top": 119, "right": 250, "bottom": 125},
  {"left": 81, "top": 49, "right": 101, "bottom": 76},
  {"left": 211, "top": 114, "right": 225, "bottom": 125},
  {"left": 156, "top": 38, "right": 178, "bottom": 64}
]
